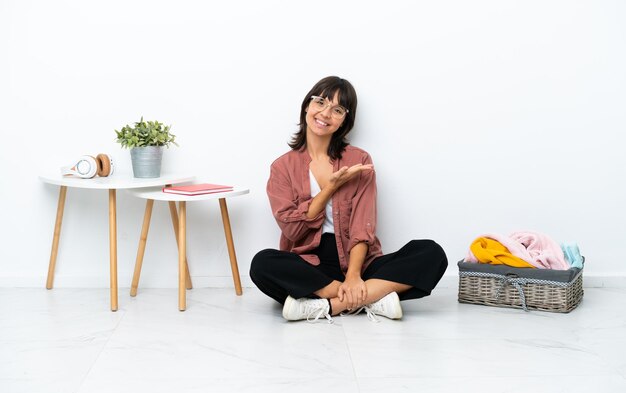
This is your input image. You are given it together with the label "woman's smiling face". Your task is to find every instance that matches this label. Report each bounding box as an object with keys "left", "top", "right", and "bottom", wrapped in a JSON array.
[{"left": 305, "top": 91, "right": 345, "bottom": 138}]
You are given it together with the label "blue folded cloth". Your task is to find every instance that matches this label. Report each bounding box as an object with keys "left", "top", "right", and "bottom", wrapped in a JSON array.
[{"left": 561, "top": 243, "right": 584, "bottom": 269}]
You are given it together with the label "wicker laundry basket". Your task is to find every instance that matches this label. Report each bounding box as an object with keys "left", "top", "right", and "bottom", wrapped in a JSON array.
[{"left": 457, "top": 260, "right": 584, "bottom": 313}]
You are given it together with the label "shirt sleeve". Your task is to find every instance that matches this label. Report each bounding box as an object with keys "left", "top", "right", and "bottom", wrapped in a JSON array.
[
  {"left": 267, "top": 162, "right": 325, "bottom": 243},
  {"left": 347, "top": 153, "right": 377, "bottom": 252}
]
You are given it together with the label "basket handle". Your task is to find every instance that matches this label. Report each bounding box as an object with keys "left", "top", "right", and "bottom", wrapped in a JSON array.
[{"left": 495, "top": 275, "right": 529, "bottom": 312}]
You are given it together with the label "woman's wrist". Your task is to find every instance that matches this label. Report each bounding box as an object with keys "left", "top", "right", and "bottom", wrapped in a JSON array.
[{"left": 322, "top": 183, "right": 338, "bottom": 196}]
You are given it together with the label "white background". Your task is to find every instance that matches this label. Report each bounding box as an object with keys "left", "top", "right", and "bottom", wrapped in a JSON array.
[{"left": 1, "top": 0, "right": 624, "bottom": 288}]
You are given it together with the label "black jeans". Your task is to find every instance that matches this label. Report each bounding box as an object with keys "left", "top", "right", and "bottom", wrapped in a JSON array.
[{"left": 250, "top": 233, "right": 448, "bottom": 304}]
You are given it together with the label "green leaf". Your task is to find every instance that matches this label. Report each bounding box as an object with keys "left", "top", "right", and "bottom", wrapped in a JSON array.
[{"left": 114, "top": 117, "right": 179, "bottom": 149}]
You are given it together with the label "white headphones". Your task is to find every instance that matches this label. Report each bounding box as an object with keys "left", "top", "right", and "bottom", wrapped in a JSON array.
[{"left": 61, "top": 154, "right": 115, "bottom": 179}]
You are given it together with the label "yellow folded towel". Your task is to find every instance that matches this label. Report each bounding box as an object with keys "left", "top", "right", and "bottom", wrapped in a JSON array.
[{"left": 470, "top": 237, "right": 535, "bottom": 268}]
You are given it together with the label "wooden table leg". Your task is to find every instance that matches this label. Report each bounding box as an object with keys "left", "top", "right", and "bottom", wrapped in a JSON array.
[
  {"left": 219, "top": 198, "right": 243, "bottom": 296},
  {"left": 109, "top": 189, "right": 118, "bottom": 312},
  {"left": 131, "top": 199, "right": 154, "bottom": 297},
  {"left": 178, "top": 201, "right": 187, "bottom": 311},
  {"left": 168, "top": 201, "right": 193, "bottom": 289},
  {"left": 46, "top": 186, "right": 67, "bottom": 289}
]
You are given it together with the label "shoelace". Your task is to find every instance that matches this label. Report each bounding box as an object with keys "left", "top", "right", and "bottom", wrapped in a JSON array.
[
  {"left": 302, "top": 302, "right": 333, "bottom": 324},
  {"left": 340, "top": 306, "right": 381, "bottom": 323},
  {"left": 306, "top": 308, "right": 333, "bottom": 324},
  {"left": 358, "top": 306, "right": 381, "bottom": 323}
]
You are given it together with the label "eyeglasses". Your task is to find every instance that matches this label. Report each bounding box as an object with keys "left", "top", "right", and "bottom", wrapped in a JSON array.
[{"left": 309, "top": 96, "right": 349, "bottom": 119}]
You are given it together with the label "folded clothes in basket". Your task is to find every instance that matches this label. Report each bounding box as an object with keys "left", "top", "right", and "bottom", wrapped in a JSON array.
[
  {"left": 465, "top": 231, "right": 570, "bottom": 270},
  {"left": 561, "top": 243, "right": 584, "bottom": 269}
]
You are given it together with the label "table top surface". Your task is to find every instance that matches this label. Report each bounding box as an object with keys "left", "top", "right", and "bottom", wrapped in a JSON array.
[
  {"left": 39, "top": 173, "right": 196, "bottom": 189},
  {"left": 126, "top": 186, "right": 250, "bottom": 201}
]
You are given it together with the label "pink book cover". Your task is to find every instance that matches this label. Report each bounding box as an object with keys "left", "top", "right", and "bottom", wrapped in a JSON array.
[{"left": 163, "top": 183, "right": 233, "bottom": 195}]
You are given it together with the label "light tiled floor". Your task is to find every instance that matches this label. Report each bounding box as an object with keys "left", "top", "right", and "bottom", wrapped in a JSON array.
[{"left": 1, "top": 286, "right": 626, "bottom": 393}]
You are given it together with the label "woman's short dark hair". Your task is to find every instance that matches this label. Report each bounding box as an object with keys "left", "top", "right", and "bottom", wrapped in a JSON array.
[{"left": 289, "top": 76, "right": 358, "bottom": 160}]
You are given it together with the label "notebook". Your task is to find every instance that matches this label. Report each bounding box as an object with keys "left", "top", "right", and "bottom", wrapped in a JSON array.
[{"left": 163, "top": 183, "right": 233, "bottom": 196}]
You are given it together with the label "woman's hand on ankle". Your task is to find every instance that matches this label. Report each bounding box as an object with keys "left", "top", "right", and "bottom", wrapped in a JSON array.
[{"left": 338, "top": 275, "right": 368, "bottom": 310}]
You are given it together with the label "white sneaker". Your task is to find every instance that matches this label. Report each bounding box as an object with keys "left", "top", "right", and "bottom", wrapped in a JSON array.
[
  {"left": 362, "top": 292, "right": 403, "bottom": 322},
  {"left": 282, "top": 296, "right": 333, "bottom": 323}
]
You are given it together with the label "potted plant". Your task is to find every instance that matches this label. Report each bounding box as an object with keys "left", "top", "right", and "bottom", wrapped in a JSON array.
[{"left": 115, "top": 117, "right": 178, "bottom": 178}]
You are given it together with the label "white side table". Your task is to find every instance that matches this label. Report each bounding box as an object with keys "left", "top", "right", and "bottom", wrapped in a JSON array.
[
  {"left": 125, "top": 186, "right": 250, "bottom": 311},
  {"left": 39, "top": 173, "right": 195, "bottom": 311}
]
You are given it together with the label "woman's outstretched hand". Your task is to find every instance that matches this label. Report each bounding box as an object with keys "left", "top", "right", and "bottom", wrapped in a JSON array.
[
  {"left": 327, "top": 164, "right": 373, "bottom": 191},
  {"left": 338, "top": 275, "right": 368, "bottom": 310}
]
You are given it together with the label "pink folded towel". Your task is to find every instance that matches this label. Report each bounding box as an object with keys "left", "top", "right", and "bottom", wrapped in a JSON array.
[
  {"left": 465, "top": 231, "right": 569, "bottom": 270},
  {"left": 509, "top": 231, "right": 569, "bottom": 270}
]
